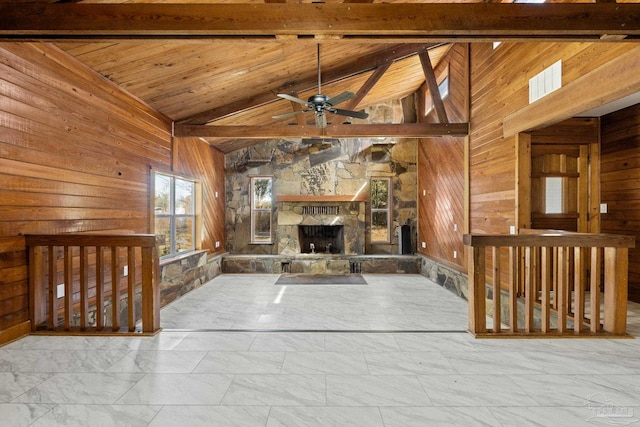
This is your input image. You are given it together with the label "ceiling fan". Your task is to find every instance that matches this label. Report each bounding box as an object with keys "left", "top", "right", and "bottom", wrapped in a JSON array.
[{"left": 272, "top": 45, "right": 369, "bottom": 129}]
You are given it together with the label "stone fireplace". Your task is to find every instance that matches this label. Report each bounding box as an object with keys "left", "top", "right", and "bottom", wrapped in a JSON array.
[{"left": 276, "top": 195, "right": 366, "bottom": 255}]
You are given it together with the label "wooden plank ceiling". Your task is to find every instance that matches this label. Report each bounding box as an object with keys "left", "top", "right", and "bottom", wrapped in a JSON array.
[
  {"left": 54, "top": 39, "right": 454, "bottom": 152},
  {"left": 9, "top": 0, "right": 636, "bottom": 152}
]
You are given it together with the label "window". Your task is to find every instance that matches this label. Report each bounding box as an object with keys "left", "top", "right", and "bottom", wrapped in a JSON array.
[
  {"left": 424, "top": 70, "right": 450, "bottom": 116},
  {"left": 371, "top": 177, "right": 391, "bottom": 242},
  {"left": 251, "top": 176, "right": 273, "bottom": 244},
  {"left": 154, "top": 172, "right": 196, "bottom": 258},
  {"left": 544, "top": 177, "right": 563, "bottom": 214}
]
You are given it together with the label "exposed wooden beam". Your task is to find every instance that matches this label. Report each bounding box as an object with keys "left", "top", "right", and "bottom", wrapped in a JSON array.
[
  {"left": 178, "top": 43, "right": 436, "bottom": 125},
  {"left": 419, "top": 51, "right": 449, "bottom": 124},
  {"left": 503, "top": 45, "right": 640, "bottom": 137},
  {"left": 345, "top": 62, "right": 391, "bottom": 111},
  {"left": 174, "top": 122, "right": 469, "bottom": 139},
  {"left": 0, "top": 4, "right": 637, "bottom": 41}
]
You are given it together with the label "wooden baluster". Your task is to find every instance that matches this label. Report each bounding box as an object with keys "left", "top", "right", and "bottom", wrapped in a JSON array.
[
  {"left": 48, "top": 246, "right": 57, "bottom": 329},
  {"left": 574, "top": 247, "right": 585, "bottom": 333},
  {"left": 557, "top": 247, "right": 569, "bottom": 334},
  {"left": 524, "top": 246, "right": 534, "bottom": 333},
  {"left": 141, "top": 245, "right": 160, "bottom": 333},
  {"left": 127, "top": 247, "right": 136, "bottom": 332},
  {"left": 509, "top": 246, "right": 519, "bottom": 332},
  {"left": 533, "top": 246, "right": 540, "bottom": 303},
  {"left": 95, "top": 246, "right": 104, "bottom": 331},
  {"left": 540, "top": 246, "right": 551, "bottom": 333},
  {"left": 552, "top": 247, "right": 558, "bottom": 310},
  {"left": 567, "top": 248, "right": 574, "bottom": 316},
  {"left": 590, "top": 247, "right": 601, "bottom": 333},
  {"left": 492, "top": 246, "right": 501, "bottom": 333},
  {"left": 63, "top": 246, "right": 73, "bottom": 330},
  {"left": 111, "top": 247, "right": 120, "bottom": 332},
  {"left": 468, "top": 246, "right": 486, "bottom": 334},
  {"left": 604, "top": 247, "right": 628, "bottom": 335},
  {"left": 79, "top": 246, "right": 88, "bottom": 330}
]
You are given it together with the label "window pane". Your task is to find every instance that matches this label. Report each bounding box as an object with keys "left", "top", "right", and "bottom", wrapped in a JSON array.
[
  {"left": 155, "top": 174, "right": 171, "bottom": 215},
  {"left": 545, "top": 177, "right": 563, "bottom": 214},
  {"left": 175, "top": 178, "right": 194, "bottom": 215},
  {"left": 175, "top": 216, "right": 194, "bottom": 252},
  {"left": 371, "top": 179, "right": 389, "bottom": 209},
  {"left": 253, "top": 178, "right": 272, "bottom": 210},
  {"left": 438, "top": 76, "right": 449, "bottom": 99},
  {"left": 155, "top": 217, "right": 171, "bottom": 257},
  {"left": 253, "top": 211, "right": 272, "bottom": 242},
  {"left": 372, "top": 211, "right": 389, "bottom": 242}
]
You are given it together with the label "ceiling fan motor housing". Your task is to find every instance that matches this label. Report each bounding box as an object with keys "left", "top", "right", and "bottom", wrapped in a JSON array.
[{"left": 309, "top": 94, "right": 330, "bottom": 108}]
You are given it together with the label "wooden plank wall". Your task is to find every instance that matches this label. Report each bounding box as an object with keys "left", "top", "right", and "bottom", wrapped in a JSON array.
[
  {"left": 417, "top": 43, "right": 468, "bottom": 269},
  {"left": 0, "top": 42, "right": 225, "bottom": 339},
  {"left": 173, "top": 137, "right": 225, "bottom": 252},
  {"left": 601, "top": 103, "right": 640, "bottom": 302},
  {"left": 469, "top": 41, "right": 637, "bottom": 237}
]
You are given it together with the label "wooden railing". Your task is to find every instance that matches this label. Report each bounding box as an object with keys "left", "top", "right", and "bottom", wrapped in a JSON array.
[
  {"left": 25, "top": 233, "right": 161, "bottom": 335},
  {"left": 464, "top": 231, "right": 635, "bottom": 338}
]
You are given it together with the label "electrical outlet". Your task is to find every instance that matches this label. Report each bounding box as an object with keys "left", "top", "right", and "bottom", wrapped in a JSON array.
[
  {"left": 123, "top": 265, "right": 128, "bottom": 276},
  {"left": 453, "top": 223, "right": 458, "bottom": 232},
  {"left": 215, "top": 241, "right": 220, "bottom": 248},
  {"left": 600, "top": 203, "right": 608, "bottom": 214},
  {"left": 57, "top": 284, "right": 65, "bottom": 299},
  {"left": 453, "top": 250, "right": 458, "bottom": 259},
  {"left": 421, "top": 241, "right": 426, "bottom": 249},
  {"left": 422, "top": 190, "right": 426, "bottom": 196},
  {"left": 509, "top": 226, "right": 516, "bottom": 235}
]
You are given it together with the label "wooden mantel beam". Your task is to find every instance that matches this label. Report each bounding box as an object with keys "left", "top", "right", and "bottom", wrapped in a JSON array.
[
  {"left": 174, "top": 123, "right": 469, "bottom": 139},
  {"left": 0, "top": 4, "right": 638, "bottom": 41}
]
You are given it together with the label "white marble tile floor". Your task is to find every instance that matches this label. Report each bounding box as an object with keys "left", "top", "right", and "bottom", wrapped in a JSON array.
[{"left": 1, "top": 273, "right": 640, "bottom": 426}]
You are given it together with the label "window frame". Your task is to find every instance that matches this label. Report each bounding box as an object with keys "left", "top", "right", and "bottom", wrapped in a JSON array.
[
  {"left": 370, "top": 177, "right": 392, "bottom": 243},
  {"left": 153, "top": 171, "right": 199, "bottom": 259},
  {"left": 250, "top": 176, "right": 274, "bottom": 245}
]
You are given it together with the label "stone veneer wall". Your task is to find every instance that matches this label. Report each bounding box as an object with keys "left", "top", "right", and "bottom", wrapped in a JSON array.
[
  {"left": 225, "top": 100, "right": 418, "bottom": 255},
  {"left": 158, "top": 251, "right": 223, "bottom": 308},
  {"left": 419, "top": 254, "right": 469, "bottom": 300}
]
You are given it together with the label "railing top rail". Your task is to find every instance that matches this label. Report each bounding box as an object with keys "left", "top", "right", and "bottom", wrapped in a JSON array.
[
  {"left": 463, "top": 233, "right": 635, "bottom": 249},
  {"left": 25, "top": 233, "right": 160, "bottom": 248}
]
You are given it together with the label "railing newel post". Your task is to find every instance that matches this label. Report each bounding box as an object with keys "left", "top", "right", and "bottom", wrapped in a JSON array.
[{"left": 468, "top": 245, "right": 487, "bottom": 335}]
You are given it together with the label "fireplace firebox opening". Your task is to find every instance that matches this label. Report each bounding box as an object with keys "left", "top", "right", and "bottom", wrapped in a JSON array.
[{"left": 298, "top": 225, "right": 344, "bottom": 254}]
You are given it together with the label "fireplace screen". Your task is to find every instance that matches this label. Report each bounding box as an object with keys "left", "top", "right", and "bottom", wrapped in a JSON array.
[{"left": 298, "top": 225, "right": 344, "bottom": 254}]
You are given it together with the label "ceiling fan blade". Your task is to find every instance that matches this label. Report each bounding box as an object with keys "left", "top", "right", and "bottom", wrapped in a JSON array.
[
  {"left": 326, "top": 91, "right": 355, "bottom": 106},
  {"left": 272, "top": 110, "right": 308, "bottom": 120},
  {"left": 331, "top": 108, "right": 369, "bottom": 120},
  {"left": 277, "top": 93, "right": 309, "bottom": 107}
]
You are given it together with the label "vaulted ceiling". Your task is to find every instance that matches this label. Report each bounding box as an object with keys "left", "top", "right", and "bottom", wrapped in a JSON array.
[{"left": 1, "top": 1, "right": 638, "bottom": 152}]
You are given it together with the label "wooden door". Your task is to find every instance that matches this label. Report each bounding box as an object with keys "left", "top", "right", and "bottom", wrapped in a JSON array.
[{"left": 530, "top": 144, "right": 588, "bottom": 232}]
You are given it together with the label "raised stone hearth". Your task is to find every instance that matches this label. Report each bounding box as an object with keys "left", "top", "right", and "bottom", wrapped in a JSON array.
[{"left": 222, "top": 254, "right": 420, "bottom": 275}]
